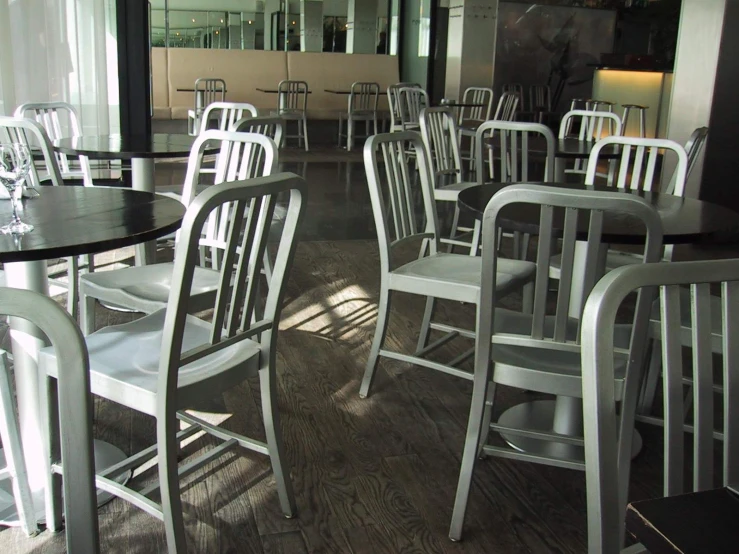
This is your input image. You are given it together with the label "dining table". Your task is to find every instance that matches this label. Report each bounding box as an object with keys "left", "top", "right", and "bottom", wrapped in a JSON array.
[
  {"left": 0, "top": 186, "right": 185, "bottom": 523},
  {"left": 458, "top": 181, "right": 739, "bottom": 463}
]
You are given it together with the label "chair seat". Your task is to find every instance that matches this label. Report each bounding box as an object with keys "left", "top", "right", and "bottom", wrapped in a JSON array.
[
  {"left": 459, "top": 121, "right": 483, "bottom": 136},
  {"left": 80, "top": 262, "right": 221, "bottom": 315},
  {"left": 40, "top": 309, "right": 260, "bottom": 416},
  {"left": 390, "top": 254, "right": 535, "bottom": 304},
  {"left": 491, "top": 309, "right": 632, "bottom": 398},
  {"left": 434, "top": 180, "right": 477, "bottom": 202}
]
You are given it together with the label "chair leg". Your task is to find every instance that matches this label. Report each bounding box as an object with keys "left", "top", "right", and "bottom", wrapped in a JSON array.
[
  {"left": 337, "top": 116, "right": 343, "bottom": 147},
  {"left": 416, "top": 297, "right": 436, "bottom": 353},
  {"left": 67, "top": 256, "right": 79, "bottom": 321},
  {"left": 359, "top": 285, "right": 392, "bottom": 398},
  {"left": 157, "top": 410, "right": 188, "bottom": 554},
  {"left": 0, "top": 352, "right": 38, "bottom": 536},
  {"left": 448, "top": 205, "right": 462, "bottom": 253},
  {"left": 40, "top": 373, "right": 63, "bottom": 533},
  {"left": 347, "top": 118, "right": 354, "bottom": 151},
  {"left": 470, "top": 220, "right": 482, "bottom": 256},
  {"left": 80, "top": 292, "right": 97, "bottom": 336},
  {"left": 638, "top": 339, "right": 662, "bottom": 415},
  {"left": 302, "top": 116, "right": 309, "bottom": 152},
  {"left": 476, "top": 383, "right": 497, "bottom": 458},
  {"left": 259, "top": 351, "right": 297, "bottom": 517}
]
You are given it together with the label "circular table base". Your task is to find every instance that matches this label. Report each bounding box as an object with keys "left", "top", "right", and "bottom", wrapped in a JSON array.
[
  {"left": 497, "top": 400, "right": 642, "bottom": 464},
  {"left": 0, "top": 439, "right": 131, "bottom": 525}
]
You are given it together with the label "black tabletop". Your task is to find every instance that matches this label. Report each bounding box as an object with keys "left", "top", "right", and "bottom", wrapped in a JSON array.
[
  {"left": 0, "top": 187, "right": 185, "bottom": 263},
  {"left": 176, "top": 88, "right": 228, "bottom": 93},
  {"left": 53, "top": 134, "right": 207, "bottom": 160},
  {"left": 257, "top": 88, "right": 312, "bottom": 94},
  {"left": 486, "top": 136, "right": 620, "bottom": 159},
  {"left": 458, "top": 182, "right": 739, "bottom": 245}
]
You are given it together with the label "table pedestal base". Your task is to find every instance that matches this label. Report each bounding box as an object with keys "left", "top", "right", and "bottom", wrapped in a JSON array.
[
  {"left": 0, "top": 439, "right": 131, "bottom": 525},
  {"left": 498, "top": 399, "right": 642, "bottom": 463}
]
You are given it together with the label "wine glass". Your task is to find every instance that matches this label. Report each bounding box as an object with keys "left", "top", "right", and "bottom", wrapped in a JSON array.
[{"left": 0, "top": 143, "right": 34, "bottom": 234}]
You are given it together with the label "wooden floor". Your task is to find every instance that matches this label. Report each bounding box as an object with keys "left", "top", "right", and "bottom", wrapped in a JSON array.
[{"left": 0, "top": 152, "right": 689, "bottom": 553}]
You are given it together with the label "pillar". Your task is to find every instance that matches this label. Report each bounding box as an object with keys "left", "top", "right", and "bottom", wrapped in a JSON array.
[
  {"left": 301, "top": 1, "right": 323, "bottom": 52},
  {"left": 347, "top": 0, "right": 378, "bottom": 54},
  {"left": 242, "top": 13, "right": 257, "bottom": 49},
  {"left": 444, "top": 0, "right": 499, "bottom": 100}
]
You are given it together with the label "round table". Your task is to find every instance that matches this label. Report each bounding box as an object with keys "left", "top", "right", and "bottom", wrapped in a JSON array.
[
  {"left": 458, "top": 182, "right": 739, "bottom": 462},
  {"left": 0, "top": 187, "right": 185, "bottom": 523},
  {"left": 53, "top": 133, "right": 211, "bottom": 265}
]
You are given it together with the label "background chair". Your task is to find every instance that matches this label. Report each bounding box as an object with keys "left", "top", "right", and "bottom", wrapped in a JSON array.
[
  {"left": 493, "top": 91, "right": 520, "bottom": 123},
  {"left": 457, "top": 87, "right": 494, "bottom": 173},
  {"left": 188, "top": 77, "right": 226, "bottom": 135},
  {"left": 450, "top": 185, "right": 663, "bottom": 542},
  {"left": 501, "top": 83, "right": 525, "bottom": 113},
  {"left": 0, "top": 288, "right": 100, "bottom": 552},
  {"left": 387, "top": 82, "right": 422, "bottom": 132},
  {"left": 359, "top": 132, "right": 535, "bottom": 399},
  {"left": 338, "top": 81, "right": 379, "bottom": 151},
  {"left": 581, "top": 259, "right": 739, "bottom": 553},
  {"left": 397, "top": 86, "right": 429, "bottom": 132},
  {"left": 196, "top": 101, "right": 258, "bottom": 134},
  {"left": 39, "top": 172, "right": 305, "bottom": 554},
  {"left": 528, "top": 84, "right": 554, "bottom": 124},
  {"left": 79, "top": 130, "right": 277, "bottom": 335},
  {"left": 276, "top": 79, "right": 310, "bottom": 151},
  {"left": 559, "top": 109, "right": 623, "bottom": 179}
]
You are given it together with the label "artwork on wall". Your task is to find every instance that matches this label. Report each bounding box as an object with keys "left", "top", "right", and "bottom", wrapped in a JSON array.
[{"left": 494, "top": 2, "right": 617, "bottom": 111}]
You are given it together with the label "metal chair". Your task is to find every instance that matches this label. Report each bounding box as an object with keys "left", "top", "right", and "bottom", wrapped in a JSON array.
[
  {"left": 39, "top": 172, "right": 305, "bottom": 554},
  {"left": 502, "top": 83, "right": 525, "bottom": 112},
  {"left": 397, "top": 86, "right": 429, "bottom": 132},
  {"left": 14, "top": 102, "right": 95, "bottom": 187},
  {"left": 78, "top": 130, "right": 277, "bottom": 335},
  {"left": 457, "top": 87, "right": 494, "bottom": 172},
  {"left": 559, "top": 109, "right": 623, "bottom": 178},
  {"left": 233, "top": 115, "right": 285, "bottom": 148},
  {"left": 529, "top": 85, "right": 552, "bottom": 122},
  {"left": 276, "top": 79, "right": 310, "bottom": 151},
  {"left": 338, "top": 82, "right": 379, "bottom": 151},
  {"left": 493, "top": 92, "right": 520, "bottom": 122},
  {"left": 419, "top": 107, "right": 477, "bottom": 252},
  {"left": 582, "top": 258, "right": 739, "bottom": 553},
  {"left": 387, "top": 82, "right": 422, "bottom": 132},
  {"left": 359, "top": 132, "right": 536, "bottom": 398},
  {"left": 0, "top": 288, "right": 100, "bottom": 552},
  {"left": 449, "top": 184, "right": 663, "bottom": 542},
  {"left": 196, "top": 101, "right": 258, "bottom": 134},
  {"left": 188, "top": 77, "right": 226, "bottom": 135}
]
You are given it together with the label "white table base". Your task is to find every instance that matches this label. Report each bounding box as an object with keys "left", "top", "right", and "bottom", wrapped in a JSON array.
[{"left": 131, "top": 158, "right": 156, "bottom": 265}]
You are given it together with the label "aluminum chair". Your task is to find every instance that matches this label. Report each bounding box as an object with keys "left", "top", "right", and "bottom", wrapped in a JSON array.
[
  {"left": 188, "top": 77, "right": 226, "bottom": 135},
  {"left": 529, "top": 85, "right": 552, "bottom": 117},
  {"left": 196, "top": 101, "right": 258, "bottom": 134},
  {"left": 276, "top": 79, "right": 310, "bottom": 151},
  {"left": 397, "top": 86, "right": 429, "bottom": 132},
  {"left": 359, "top": 132, "right": 536, "bottom": 399},
  {"left": 14, "top": 102, "right": 95, "bottom": 187},
  {"left": 78, "top": 130, "right": 277, "bottom": 335},
  {"left": 457, "top": 87, "right": 494, "bottom": 172},
  {"left": 0, "top": 288, "right": 99, "bottom": 552},
  {"left": 233, "top": 115, "right": 285, "bottom": 148},
  {"left": 449, "top": 184, "right": 663, "bottom": 542},
  {"left": 493, "top": 92, "right": 520, "bottom": 122},
  {"left": 559, "top": 109, "right": 623, "bottom": 178},
  {"left": 338, "top": 82, "right": 380, "bottom": 151},
  {"left": 419, "top": 107, "right": 477, "bottom": 252},
  {"left": 39, "top": 172, "right": 305, "bottom": 554},
  {"left": 501, "top": 83, "right": 525, "bottom": 112},
  {"left": 581, "top": 258, "right": 739, "bottom": 553},
  {"left": 387, "top": 82, "right": 422, "bottom": 132}
]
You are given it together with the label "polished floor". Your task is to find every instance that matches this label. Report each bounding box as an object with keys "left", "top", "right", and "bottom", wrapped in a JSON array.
[{"left": 0, "top": 144, "right": 731, "bottom": 553}]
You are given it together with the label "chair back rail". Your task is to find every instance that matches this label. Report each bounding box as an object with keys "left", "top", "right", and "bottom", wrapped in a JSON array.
[
  {"left": 419, "top": 107, "right": 463, "bottom": 186},
  {"left": 459, "top": 87, "right": 494, "bottom": 124}
]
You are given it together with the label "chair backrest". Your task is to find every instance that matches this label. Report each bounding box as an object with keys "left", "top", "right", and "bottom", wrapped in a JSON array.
[
  {"left": 198, "top": 101, "right": 258, "bottom": 134},
  {"left": 233, "top": 116, "right": 285, "bottom": 149},
  {"left": 419, "top": 107, "right": 463, "bottom": 187},
  {"left": 475, "top": 120, "right": 555, "bottom": 183},
  {"left": 398, "top": 87, "right": 429, "bottom": 129},
  {"left": 459, "top": 87, "right": 494, "bottom": 124},
  {"left": 0, "top": 116, "right": 64, "bottom": 189},
  {"left": 194, "top": 77, "right": 227, "bottom": 109},
  {"left": 502, "top": 83, "right": 525, "bottom": 111},
  {"left": 529, "top": 85, "right": 552, "bottom": 112},
  {"left": 160, "top": 172, "right": 305, "bottom": 426},
  {"left": 581, "top": 258, "right": 739, "bottom": 554},
  {"left": 277, "top": 80, "right": 309, "bottom": 112},
  {"left": 349, "top": 82, "right": 380, "bottom": 113},
  {"left": 14, "top": 101, "right": 93, "bottom": 186},
  {"left": 364, "top": 131, "right": 439, "bottom": 274},
  {"left": 387, "top": 82, "right": 422, "bottom": 130},
  {"left": 559, "top": 109, "right": 622, "bottom": 141},
  {"left": 0, "top": 287, "right": 99, "bottom": 553},
  {"left": 493, "top": 92, "right": 519, "bottom": 122},
  {"left": 179, "top": 130, "right": 278, "bottom": 268},
  {"left": 586, "top": 136, "right": 689, "bottom": 196}
]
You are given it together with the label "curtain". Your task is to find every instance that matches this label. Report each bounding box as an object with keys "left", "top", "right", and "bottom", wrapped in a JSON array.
[{"left": 0, "top": 0, "right": 120, "bottom": 135}]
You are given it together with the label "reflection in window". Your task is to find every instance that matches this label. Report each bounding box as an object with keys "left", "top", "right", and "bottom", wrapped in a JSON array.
[{"left": 323, "top": 17, "right": 347, "bottom": 53}]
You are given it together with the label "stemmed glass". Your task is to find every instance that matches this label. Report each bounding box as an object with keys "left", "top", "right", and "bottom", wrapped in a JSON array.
[{"left": 0, "top": 143, "right": 34, "bottom": 234}]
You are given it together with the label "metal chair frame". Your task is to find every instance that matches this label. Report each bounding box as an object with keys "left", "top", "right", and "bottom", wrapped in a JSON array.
[
  {"left": 188, "top": 78, "right": 227, "bottom": 135},
  {"left": 276, "top": 79, "right": 310, "bottom": 151},
  {"left": 338, "top": 81, "right": 380, "bottom": 151},
  {"left": 387, "top": 82, "right": 422, "bottom": 132},
  {"left": 197, "top": 101, "right": 258, "bottom": 134}
]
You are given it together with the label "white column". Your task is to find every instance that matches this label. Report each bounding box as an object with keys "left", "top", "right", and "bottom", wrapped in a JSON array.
[
  {"left": 300, "top": 1, "right": 323, "bottom": 52},
  {"left": 347, "top": 0, "right": 378, "bottom": 54},
  {"left": 445, "top": 0, "right": 499, "bottom": 100}
]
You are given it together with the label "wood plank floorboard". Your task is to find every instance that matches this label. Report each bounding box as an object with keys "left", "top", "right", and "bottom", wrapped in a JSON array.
[{"left": 0, "top": 236, "right": 672, "bottom": 553}]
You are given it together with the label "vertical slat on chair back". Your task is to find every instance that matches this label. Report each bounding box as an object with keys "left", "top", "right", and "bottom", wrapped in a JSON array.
[
  {"left": 364, "top": 132, "right": 439, "bottom": 273},
  {"left": 475, "top": 121, "right": 555, "bottom": 184},
  {"left": 502, "top": 83, "right": 525, "bottom": 111},
  {"left": 460, "top": 87, "right": 493, "bottom": 123},
  {"left": 179, "top": 130, "right": 277, "bottom": 270},
  {"left": 493, "top": 92, "right": 519, "bottom": 122},
  {"left": 398, "top": 87, "right": 428, "bottom": 128},
  {"left": 559, "top": 109, "right": 622, "bottom": 141},
  {"left": 530, "top": 85, "right": 551, "bottom": 112},
  {"left": 388, "top": 83, "right": 421, "bottom": 129},
  {"left": 582, "top": 259, "right": 739, "bottom": 554},
  {"left": 0, "top": 116, "right": 65, "bottom": 189},
  {"left": 350, "top": 82, "right": 379, "bottom": 113},
  {"left": 195, "top": 78, "right": 227, "bottom": 108},
  {"left": 233, "top": 116, "right": 285, "bottom": 149},
  {"left": 199, "top": 101, "right": 258, "bottom": 134},
  {"left": 586, "top": 136, "right": 688, "bottom": 196},
  {"left": 419, "top": 107, "right": 462, "bottom": 187},
  {"left": 277, "top": 80, "right": 308, "bottom": 112},
  {"left": 163, "top": 172, "right": 305, "bottom": 399}
]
